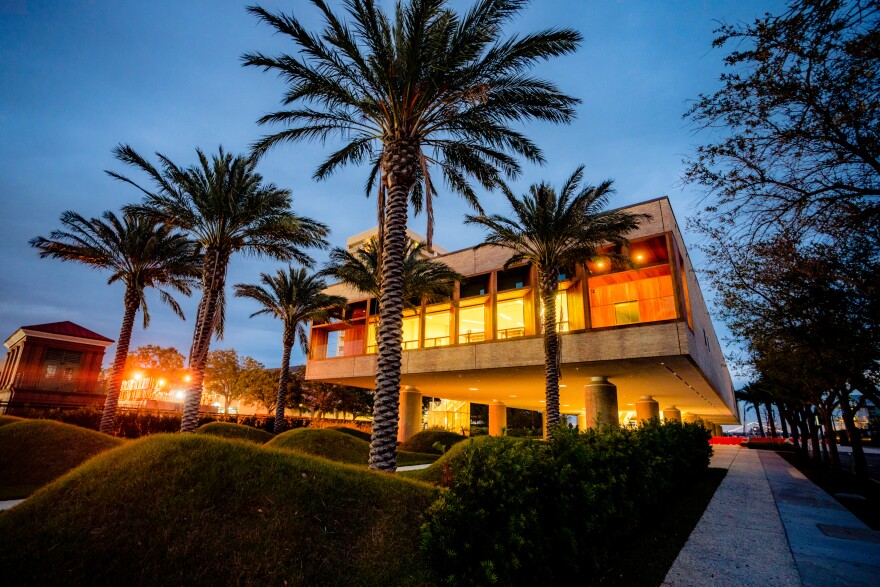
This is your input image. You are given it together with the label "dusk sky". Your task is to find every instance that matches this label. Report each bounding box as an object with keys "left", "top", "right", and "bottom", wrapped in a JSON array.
[{"left": 0, "top": 0, "right": 782, "bottom": 383}]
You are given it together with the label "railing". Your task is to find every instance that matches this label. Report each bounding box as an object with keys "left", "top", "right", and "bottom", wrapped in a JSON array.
[
  {"left": 423, "top": 336, "right": 451, "bottom": 348},
  {"left": 497, "top": 327, "right": 525, "bottom": 340},
  {"left": 458, "top": 332, "right": 486, "bottom": 344}
]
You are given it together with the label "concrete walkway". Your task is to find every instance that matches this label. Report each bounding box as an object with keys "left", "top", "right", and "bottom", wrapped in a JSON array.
[{"left": 664, "top": 446, "right": 880, "bottom": 586}]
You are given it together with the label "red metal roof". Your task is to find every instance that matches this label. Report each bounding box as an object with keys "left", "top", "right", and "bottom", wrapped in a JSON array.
[{"left": 22, "top": 321, "right": 114, "bottom": 343}]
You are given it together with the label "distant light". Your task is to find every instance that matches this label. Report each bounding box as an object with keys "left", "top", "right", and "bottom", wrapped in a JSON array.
[
  {"left": 510, "top": 394, "right": 518, "bottom": 398},
  {"left": 635, "top": 253, "right": 644, "bottom": 261},
  {"left": 133, "top": 373, "right": 142, "bottom": 380},
  {"left": 596, "top": 261, "right": 605, "bottom": 268},
  {"left": 175, "top": 390, "right": 185, "bottom": 399},
  {"left": 468, "top": 387, "right": 479, "bottom": 391},
  {"left": 184, "top": 375, "right": 192, "bottom": 382},
  {"left": 157, "top": 379, "right": 166, "bottom": 386}
]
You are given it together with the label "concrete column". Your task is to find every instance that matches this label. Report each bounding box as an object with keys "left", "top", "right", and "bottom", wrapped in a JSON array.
[
  {"left": 578, "top": 412, "right": 587, "bottom": 431},
  {"left": 702, "top": 420, "right": 714, "bottom": 434},
  {"left": 663, "top": 406, "right": 682, "bottom": 423},
  {"left": 488, "top": 402, "right": 507, "bottom": 436},
  {"left": 634, "top": 395, "right": 660, "bottom": 424},
  {"left": 683, "top": 413, "right": 700, "bottom": 425},
  {"left": 397, "top": 386, "right": 423, "bottom": 443},
  {"left": 583, "top": 376, "right": 618, "bottom": 428},
  {"left": 714, "top": 424, "right": 724, "bottom": 437},
  {"left": 541, "top": 410, "right": 548, "bottom": 439}
]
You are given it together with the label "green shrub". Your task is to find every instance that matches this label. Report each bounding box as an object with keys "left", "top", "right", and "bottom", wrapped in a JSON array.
[
  {"left": 399, "top": 429, "right": 467, "bottom": 454},
  {"left": 0, "top": 420, "right": 123, "bottom": 499},
  {"left": 420, "top": 421, "right": 712, "bottom": 585},
  {"left": 195, "top": 422, "right": 274, "bottom": 444},
  {"left": 0, "top": 434, "right": 437, "bottom": 585}
]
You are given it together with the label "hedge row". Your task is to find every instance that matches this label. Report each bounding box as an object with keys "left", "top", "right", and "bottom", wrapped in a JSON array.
[
  {"left": 420, "top": 421, "right": 712, "bottom": 585},
  {"left": 5, "top": 406, "right": 338, "bottom": 438}
]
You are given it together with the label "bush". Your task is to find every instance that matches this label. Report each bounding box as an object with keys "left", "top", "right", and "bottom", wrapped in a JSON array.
[
  {"left": 399, "top": 429, "right": 467, "bottom": 454},
  {"left": 420, "top": 421, "right": 712, "bottom": 585},
  {"left": 268, "top": 428, "right": 439, "bottom": 467},
  {"left": 0, "top": 415, "right": 24, "bottom": 427}
]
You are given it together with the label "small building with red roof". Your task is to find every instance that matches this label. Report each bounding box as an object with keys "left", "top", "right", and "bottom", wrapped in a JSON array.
[{"left": 0, "top": 321, "right": 113, "bottom": 412}]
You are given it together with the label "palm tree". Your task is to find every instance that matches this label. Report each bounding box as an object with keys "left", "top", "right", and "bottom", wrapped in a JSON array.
[
  {"left": 322, "top": 240, "right": 463, "bottom": 307},
  {"left": 466, "top": 166, "right": 645, "bottom": 438},
  {"left": 110, "top": 145, "right": 329, "bottom": 432},
  {"left": 234, "top": 267, "right": 347, "bottom": 435},
  {"left": 31, "top": 211, "right": 200, "bottom": 434},
  {"left": 245, "top": 0, "right": 581, "bottom": 471}
]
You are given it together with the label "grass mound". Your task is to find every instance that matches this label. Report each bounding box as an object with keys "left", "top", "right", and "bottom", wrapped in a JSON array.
[
  {"left": 195, "top": 421, "right": 273, "bottom": 444},
  {"left": 0, "top": 419, "right": 122, "bottom": 499},
  {"left": 401, "top": 435, "right": 495, "bottom": 485},
  {"left": 399, "top": 429, "right": 466, "bottom": 454},
  {"left": 268, "top": 428, "right": 438, "bottom": 467},
  {"left": 0, "top": 434, "right": 437, "bottom": 585},
  {"left": 0, "top": 415, "right": 24, "bottom": 427},
  {"left": 327, "top": 425, "right": 372, "bottom": 442}
]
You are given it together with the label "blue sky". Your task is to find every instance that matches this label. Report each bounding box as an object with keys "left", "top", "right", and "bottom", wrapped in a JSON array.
[{"left": 0, "top": 0, "right": 781, "bottom": 382}]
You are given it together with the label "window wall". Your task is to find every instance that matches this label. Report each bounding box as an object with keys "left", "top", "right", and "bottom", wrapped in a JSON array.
[
  {"left": 588, "top": 264, "right": 676, "bottom": 327},
  {"left": 458, "top": 302, "right": 487, "bottom": 343},
  {"left": 424, "top": 304, "right": 452, "bottom": 348}
]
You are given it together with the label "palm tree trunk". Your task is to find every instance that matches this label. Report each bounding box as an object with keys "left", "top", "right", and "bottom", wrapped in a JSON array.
[
  {"left": 838, "top": 389, "right": 869, "bottom": 482},
  {"left": 754, "top": 402, "right": 765, "bottom": 437},
  {"left": 540, "top": 274, "right": 561, "bottom": 438},
  {"left": 820, "top": 406, "right": 841, "bottom": 473},
  {"left": 181, "top": 249, "right": 228, "bottom": 433},
  {"left": 778, "top": 403, "right": 790, "bottom": 439},
  {"left": 765, "top": 402, "right": 778, "bottom": 438},
  {"left": 99, "top": 287, "right": 140, "bottom": 435},
  {"left": 369, "top": 140, "right": 419, "bottom": 472},
  {"left": 274, "top": 332, "right": 293, "bottom": 435}
]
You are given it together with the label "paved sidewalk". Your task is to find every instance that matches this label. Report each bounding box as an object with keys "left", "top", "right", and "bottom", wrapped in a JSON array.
[{"left": 663, "top": 446, "right": 880, "bottom": 586}]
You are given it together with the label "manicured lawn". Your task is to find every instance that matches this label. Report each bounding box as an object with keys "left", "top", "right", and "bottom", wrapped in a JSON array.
[
  {"left": 0, "top": 419, "right": 122, "bottom": 499},
  {"left": 267, "top": 428, "right": 439, "bottom": 467},
  {"left": 0, "top": 434, "right": 437, "bottom": 585},
  {"left": 195, "top": 421, "right": 274, "bottom": 444},
  {"left": 399, "top": 429, "right": 466, "bottom": 454}
]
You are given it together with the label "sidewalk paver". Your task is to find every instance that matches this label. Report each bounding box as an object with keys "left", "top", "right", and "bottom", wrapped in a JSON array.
[
  {"left": 663, "top": 446, "right": 801, "bottom": 586},
  {"left": 760, "top": 450, "right": 880, "bottom": 587}
]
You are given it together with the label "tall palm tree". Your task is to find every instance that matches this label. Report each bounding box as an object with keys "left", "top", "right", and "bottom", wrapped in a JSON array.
[
  {"left": 245, "top": 0, "right": 581, "bottom": 471},
  {"left": 31, "top": 211, "right": 200, "bottom": 434},
  {"left": 234, "top": 267, "right": 347, "bottom": 434},
  {"left": 466, "top": 166, "right": 645, "bottom": 437},
  {"left": 110, "top": 145, "right": 329, "bottom": 432},
  {"left": 322, "top": 240, "right": 463, "bottom": 307}
]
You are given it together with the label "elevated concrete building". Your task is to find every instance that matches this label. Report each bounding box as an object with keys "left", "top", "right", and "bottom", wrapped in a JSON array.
[{"left": 305, "top": 197, "right": 737, "bottom": 440}]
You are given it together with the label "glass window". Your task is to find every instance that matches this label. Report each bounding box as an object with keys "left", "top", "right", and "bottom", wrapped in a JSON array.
[
  {"left": 424, "top": 307, "right": 452, "bottom": 348},
  {"left": 614, "top": 301, "right": 640, "bottom": 325},
  {"left": 326, "top": 330, "right": 346, "bottom": 358},
  {"left": 367, "top": 321, "right": 377, "bottom": 354},
  {"left": 556, "top": 291, "right": 570, "bottom": 332},
  {"left": 402, "top": 314, "right": 420, "bottom": 349},
  {"left": 461, "top": 274, "right": 490, "bottom": 298},
  {"left": 496, "top": 298, "right": 525, "bottom": 339},
  {"left": 498, "top": 265, "right": 530, "bottom": 291},
  {"left": 458, "top": 304, "right": 486, "bottom": 343}
]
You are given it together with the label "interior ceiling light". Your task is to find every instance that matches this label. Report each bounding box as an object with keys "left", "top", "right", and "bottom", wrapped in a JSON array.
[{"left": 468, "top": 387, "right": 479, "bottom": 391}]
